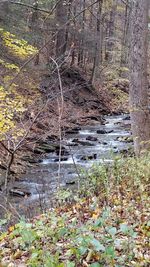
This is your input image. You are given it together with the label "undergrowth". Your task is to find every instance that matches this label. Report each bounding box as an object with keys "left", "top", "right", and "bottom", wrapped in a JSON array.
[
  {"left": 0, "top": 155, "right": 149, "bottom": 267},
  {"left": 0, "top": 27, "right": 39, "bottom": 140}
]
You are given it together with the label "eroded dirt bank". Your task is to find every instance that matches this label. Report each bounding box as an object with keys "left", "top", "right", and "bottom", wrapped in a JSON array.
[
  {"left": 0, "top": 66, "right": 129, "bottom": 222},
  {"left": 1, "top": 66, "right": 113, "bottom": 174}
]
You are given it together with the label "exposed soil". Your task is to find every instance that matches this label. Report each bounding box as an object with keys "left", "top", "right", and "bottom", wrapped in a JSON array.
[
  {"left": 0, "top": 58, "right": 130, "bottom": 224},
  {"left": 0, "top": 62, "right": 129, "bottom": 187}
]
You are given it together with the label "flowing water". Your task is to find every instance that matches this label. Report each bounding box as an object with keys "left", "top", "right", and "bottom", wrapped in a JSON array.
[{"left": 1, "top": 114, "right": 132, "bottom": 218}]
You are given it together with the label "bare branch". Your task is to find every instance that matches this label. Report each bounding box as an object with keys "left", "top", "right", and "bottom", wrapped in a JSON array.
[
  {"left": 9, "top": 0, "right": 63, "bottom": 14},
  {"left": 9, "top": 1, "right": 50, "bottom": 13},
  {"left": 6, "top": 0, "right": 99, "bottom": 90},
  {"left": 0, "top": 141, "right": 13, "bottom": 155},
  {"left": 49, "top": 57, "right": 64, "bottom": 186}
]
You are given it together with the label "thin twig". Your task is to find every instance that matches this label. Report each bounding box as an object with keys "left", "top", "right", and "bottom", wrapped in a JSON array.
[
  {"left": 0, "top": 141, "right": 13, "bottom": 155},
  {"left": 68, "top": 144, "right": 81, "bottom": 191},
  {"left": 49, "top": 57, "right": 64, "bottom": 188},
  {"left": 4, "top": 153, "right": 14, "bottom": 191},
  {"left": 10, "top": 1, "right": 51, "bottom": 14}
]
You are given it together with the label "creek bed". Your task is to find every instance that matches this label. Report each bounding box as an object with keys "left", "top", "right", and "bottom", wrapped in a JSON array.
[{"left": 0, "top": 114, "right": 132, "bottom": 218}]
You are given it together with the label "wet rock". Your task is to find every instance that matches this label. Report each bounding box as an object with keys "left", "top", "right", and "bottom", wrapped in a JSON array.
[
  {"left": 35, "top": 141, "right": 68, "bottom": 155},
  {"left": 115, "top": 122, "right": 131, "bottom": 130},
  {"left": 85, "top": 115, "right": 100, "bottom": 121},
  {"left": 38, "top": 159, "right": 44, "bottom": 163},
  {"left": 122, "top": 115, "right": 130, "bottom": 121},
  {"left": 73, "top": 126, "right": 82, "bottom": 131},
  {"left": 66, "top": 130, "right": 78, "bottom": 134},
  {"left": 67, "top": 142, "right": 78, "bottom": 147},
  {"left": 97, "top": 129, "right": 113, "bottom": 134},
  {"left": 102, "top": 142, "right": 108, "bottom": 145},
  {"left": 86, "top": 136, "right": 98, "bottom": 142},
  {"left": 22, "top": 156, "right": 40, "bottom": 164},
  {"left": 79, "top": 141, "right": 95, "bottom": 146},
  {"left": 107, "top": 130, "right": 114, "bottom": 134},
  {"left": 66, "top": 127, "right": 81, "bottom": 134},
  {"left": 80, "top": 154, "right": 97, "bottom": 161},
  {"left": 54, "top": 157, "right": 68, "bottom": 162},
  {"left": 55, "top": 149, "right": 69, "bottom": 156},
  {"left": 35, "top": 144, "right": 56, "bottom": 153},
  {"left": 29, "top": 159, "right": 40, "bottom": 164},
  {"left": 115, "top": 121, "right": 121, "bottom": 125},
  {"left": 72, "top": 138, "right": 78, "bottom": 142},
  {"left": 72, "top": 139, "right": 95, "bottom": 146},
  {"left": 34, "top": 148, "right": 45, "bottom": 154},
  {"left": 66, "top": 180, "right": 76, "bottom": 185},
  {"left": 61, "top": 157, "right": 69, "bottom": 162},
  {"left": 116, "top": 136, "right": 133, "bottom": 143},
  {"left": 113, "top": 149, "right": 119, "bottom": 154},
  {"left": 97, "top": 129, "right": 105, "bottom": 134},
  {"left": 9, "top": 188, "right": 31, "bottom": 197}
]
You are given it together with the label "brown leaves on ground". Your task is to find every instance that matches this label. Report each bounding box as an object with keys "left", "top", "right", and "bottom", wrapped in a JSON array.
[{"left": 0, "top": 156, "right": 150, "bottom": 267}]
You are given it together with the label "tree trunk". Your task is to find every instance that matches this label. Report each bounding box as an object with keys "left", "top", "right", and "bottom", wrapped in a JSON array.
[
  {"left": 105, "top": 0, "right": 117, "bottom": 62},
  {"left": 78, "top": 0, "right": 86, "bottom": 67},
  {"left": 31, "top": 1, "right": 40, "bottom": 65},
  {"left": 120, "top": 0, "right": 131, "bottom": 74},
  {"left": 90, "top": 0, "right": 103, "bottom": 84},
  {"left": 129, "top": 0, "right": 150, "bottom": 155},
  {"left": 55, "top": 0, "right": 67, "bottom": 63}
]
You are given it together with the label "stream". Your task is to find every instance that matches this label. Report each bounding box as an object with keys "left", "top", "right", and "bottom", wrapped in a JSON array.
[{"left": 2, "top": 114, "right": 132, "bottom": 218}]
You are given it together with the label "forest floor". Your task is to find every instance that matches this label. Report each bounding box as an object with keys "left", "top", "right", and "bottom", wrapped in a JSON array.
[{"left": 0, "top": 155, "right": 149, "bottom": 267}]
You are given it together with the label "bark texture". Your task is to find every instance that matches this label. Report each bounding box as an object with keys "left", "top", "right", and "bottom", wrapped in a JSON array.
[
  {"left": 90, "top": 0, "right": 103, "bottom": 84},
  {"left": 55, "top": 0, "right": 67, "bottom": 62},
  {"left": 129, "top": 0, "right": 150, "bottom": 155}
]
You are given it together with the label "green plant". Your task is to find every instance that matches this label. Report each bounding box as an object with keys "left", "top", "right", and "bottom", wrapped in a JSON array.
[{"left": 0, "top": 155, "right": 149, "bottom": 266}]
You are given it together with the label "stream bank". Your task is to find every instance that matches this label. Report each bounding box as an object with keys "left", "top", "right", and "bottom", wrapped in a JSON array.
[{"left": 0, "top": 114, "right": 133, "bottom": 220}]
